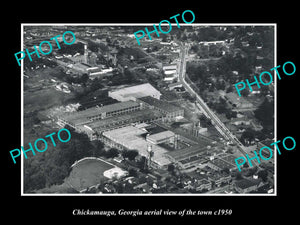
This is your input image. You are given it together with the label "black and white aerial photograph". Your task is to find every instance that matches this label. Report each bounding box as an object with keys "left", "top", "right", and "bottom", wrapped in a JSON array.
[{"left": 22, "top": 24, "right": 275, "bottom": 195}]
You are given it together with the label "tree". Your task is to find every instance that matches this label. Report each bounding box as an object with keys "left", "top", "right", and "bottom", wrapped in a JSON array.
[
  {"left": 106, "top": 37, "right": 111, "bottom": 44},
  {"left": 93, "top": 140, "right": 105, "bottom": 157},
  {"left": 128, "top": 168, "right": 138, "bottom": 177},
  {"left": 87, "top": 40, "right": 99, "bottom": 52},
  {"left": 226, "top": 85, "right": 234, "bottom": 93},
  {"left": 167, "top": 164, "right": 175, "bottom": 174},
  {"left": 90, "top": 78, "right": 104, "bottom": 91},
  {"left": 105, "top": 148, "right": 119, "bottom": 158},
  {"left": 254, "top": 98, "right": 274, "bottom": 127},
  {"left": 221, "top": 168, "right": 230, "bottom": 175},
  {"left": 215, "top": 102, "right": 227, "bottom": 114},
  {"left": 161, "top": 35, "right": 168, "bottom": 42},
  {"left": 190, "top": 44, "right": 199, "bottom": 53},
  {"left": 241, "top": 128, "right": 256, "bottom": 145},
  {"left": 215, "top": 80, "right": 226, "bottom": 90},
  {"left": 114, "top": 182, "right": 124, "bottom": 193},
  {"left": 241, "top": 88, "right": 250, "bottom": 97},
  {"left": 121, "top": 149, "right": 139, "bottom": 161},
  {"left": 235, "top": 173, "right": 243, "bottom": 180},
  {"left": 137, "top": 156, "right": 147, "bottom": 172},
  {"left": 225, "top": 110, "right": 237, "bottom": 119},
  {"left": 181, "top": 33, "right": 187, "bottom": 41},
  {"left": 247, "top": 167, "right": 258, "bottom": 176},
  {"left": 257, "top": 170, "right": 268, "bottom": 182},
  {"left": 80, "top": 73, "right": 89, "bottom": 84},
  {"left": 199, "top": 114, "right": 211, "bottom": 127}
]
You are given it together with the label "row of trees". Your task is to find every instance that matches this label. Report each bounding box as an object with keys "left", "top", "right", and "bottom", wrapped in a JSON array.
[
  {"left": 254, "top": 98, "right": 274, "bottom": 128},
  {"left": 59, "top": 42, "right": 84, "bottom": 55},
  {"left": 206, "top": 97, "right": 237, "bottom": 119},
  {"left": 24, "top": 56, "right": 57, "bottom": 70}
]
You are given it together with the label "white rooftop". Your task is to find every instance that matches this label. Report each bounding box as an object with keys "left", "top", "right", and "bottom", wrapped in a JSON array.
[
  {"left": 103, "top": 126, "right": 172, "bottom": 167},
  {"left": 109, "top": 83, "right": 161, "bottom": 100}
]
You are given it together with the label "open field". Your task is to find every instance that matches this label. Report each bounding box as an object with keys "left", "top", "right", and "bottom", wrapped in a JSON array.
[
  {"left": 65, "top": 158, "right": 115, "bottom": 191},
  {"left": 24, "top": 67, "right": 76, "bottom": 113}
]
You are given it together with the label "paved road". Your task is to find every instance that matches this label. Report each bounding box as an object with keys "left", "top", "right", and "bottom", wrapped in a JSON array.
[{"left": 177, "top": 44, "right": 258, "bottom": 166}]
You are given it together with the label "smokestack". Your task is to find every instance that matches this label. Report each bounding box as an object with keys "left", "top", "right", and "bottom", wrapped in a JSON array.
[
  {"left": 84, "top": 44, "right": 88, "bottom": 64},
  {"left": 174, "top": 134, "right": 178, "bottom": 150}
]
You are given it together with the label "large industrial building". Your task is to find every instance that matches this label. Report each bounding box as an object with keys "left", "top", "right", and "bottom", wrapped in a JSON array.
[
  {"left": 85, "top": 108, "right": 164, "bottom": 134},
  {"left": 57, "top": 100, "right": 166, "bottom": 140},
  {"left": 146, "top": 130, "right": 175, "bottom": 145},
  {"left": 165, "top": 145, "right": 209, "bottom": 170},
  {"left": 100, "top": 123, "right": 221, "bottom": 171},
  {"left": 108, "top": 83, "right": 162, "bottom": 102},
  {"left": 57, "top": 83, "right": 182, "bottom": 140},
  {"left": 138, "top": 96, "right": 184, "bottom": 121},
  {"left": 58, "top": 101, "right": 141, "bottom": 129},
  {"left": 101, "top": 125, "right": 172, "bottom": 169}
]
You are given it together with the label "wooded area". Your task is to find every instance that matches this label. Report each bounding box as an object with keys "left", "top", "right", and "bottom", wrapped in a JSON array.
[{"left": 24, "top": 126, "right": 105, "bottom": 192}]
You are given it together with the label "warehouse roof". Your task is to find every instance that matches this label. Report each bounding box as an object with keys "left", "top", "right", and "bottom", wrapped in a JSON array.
[
  {"left": 217, "top": 154, "right": 237, "bottom": 166},
  {"left": 87, "top": 109, "right": 164, "bottom": 132},
  {"left": 225, "top": 92, "right": 253, "bottom": 107},
  {"left": 163, "top": 65, "right": 177, "bottom": 70},
  {"left": 103, "top": 125, "right": 172, "bottom": 166},
  {"left": 146, "top": 130, "right": 175, "bottom": 142},
  {"left": 138, "top": 96, "right": 183, "bottom": 113},
  {"left": 166, "top": 145, "right": 207, "bottom": 161},
  {"left": 208, "top": 158, "right": 236, "bottom": 170},
  {"left": 60, "top": 101, "right": 140, "bottom": 125},
  {"left": 109, "top": 83, "right": 161, "bottom": 100}
]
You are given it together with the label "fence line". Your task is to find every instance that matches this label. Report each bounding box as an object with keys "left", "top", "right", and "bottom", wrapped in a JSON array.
[{"left": 71, "top": 156, "right": 116, "bottom": 168}]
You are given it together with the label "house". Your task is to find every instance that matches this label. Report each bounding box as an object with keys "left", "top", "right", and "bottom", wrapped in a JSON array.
[
  {"left": 225, "top": 92, "right": 253, "bottom": 110},
  {"left": 185, "top": 176, "right": 212, "bottom": 192},
  {"left": 206, "top": 158, "right": 236, "bottom": 172},
  {"left": 168, "top": 82, "right": 183, "bottom": 91},
  {"left": 230, "top": 117, "right": 251, "bottom": 126},
  {"left": 207, "top": 173, "right": 232, "bottom": 187},
  {"left": 195, "top": 179, "right": 212, "bottom": 191}
]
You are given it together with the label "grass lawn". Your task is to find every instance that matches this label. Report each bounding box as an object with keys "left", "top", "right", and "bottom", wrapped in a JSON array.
[
  {"left": 65, "top": 158, "right": 115, "bottom": 191},
  {"left": 24, "top": 67, "right": 76, "bottom": 113}
]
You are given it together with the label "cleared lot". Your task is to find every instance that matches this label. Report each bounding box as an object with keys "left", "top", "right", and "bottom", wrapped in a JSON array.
[{"left": 65, "top": 158, "right": 115, "bottom": 191}]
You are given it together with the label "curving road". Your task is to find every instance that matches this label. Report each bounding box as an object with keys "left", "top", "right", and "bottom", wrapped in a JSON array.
[{"left": 177, "top": 44, "right": 258, "bottom": 166}]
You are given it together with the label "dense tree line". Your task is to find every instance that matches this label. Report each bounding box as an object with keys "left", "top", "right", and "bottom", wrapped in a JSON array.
[
  {"left": 24, "top": 56, "right": 57, "bottom": 70},
  {"left": 59, "top": 42, "right": 84, "bottom": 55},
  {"left": 240, "top": 128, "right": 266, "bottom": 145},
  {"left": 121, "top": 149, "right": 139, "bottom": 161},
  {"left": 65, "top": 73, "right": 89, "bottom": 85},
  {"left": 206, "top": 97, "right": 237, "bottom": 119},
  {"left": 254, "top": 98, "right": 274, "bottom": 129},
  {"left": 186, "top": 26, "right": 274, "bottom": 97}
]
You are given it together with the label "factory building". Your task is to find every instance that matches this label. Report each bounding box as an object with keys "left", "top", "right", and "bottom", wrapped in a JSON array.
[
  {"left": 146, "top": 131, "right": 175, "bottom": 145},
  {"left": 57, "top": 101, "right": 141, "bottom": 130},
  {"left": 108, "top": 83, "right": 162, "bottom": 102},
  {"left": 137, "top": 96, "right": 184, "bottom": 121},
  {"left": 101, "top": 125, "right": 172, "bottom": 169},
  {"left": 85, "top": 108, "right": 165, "bottom": 134}
]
